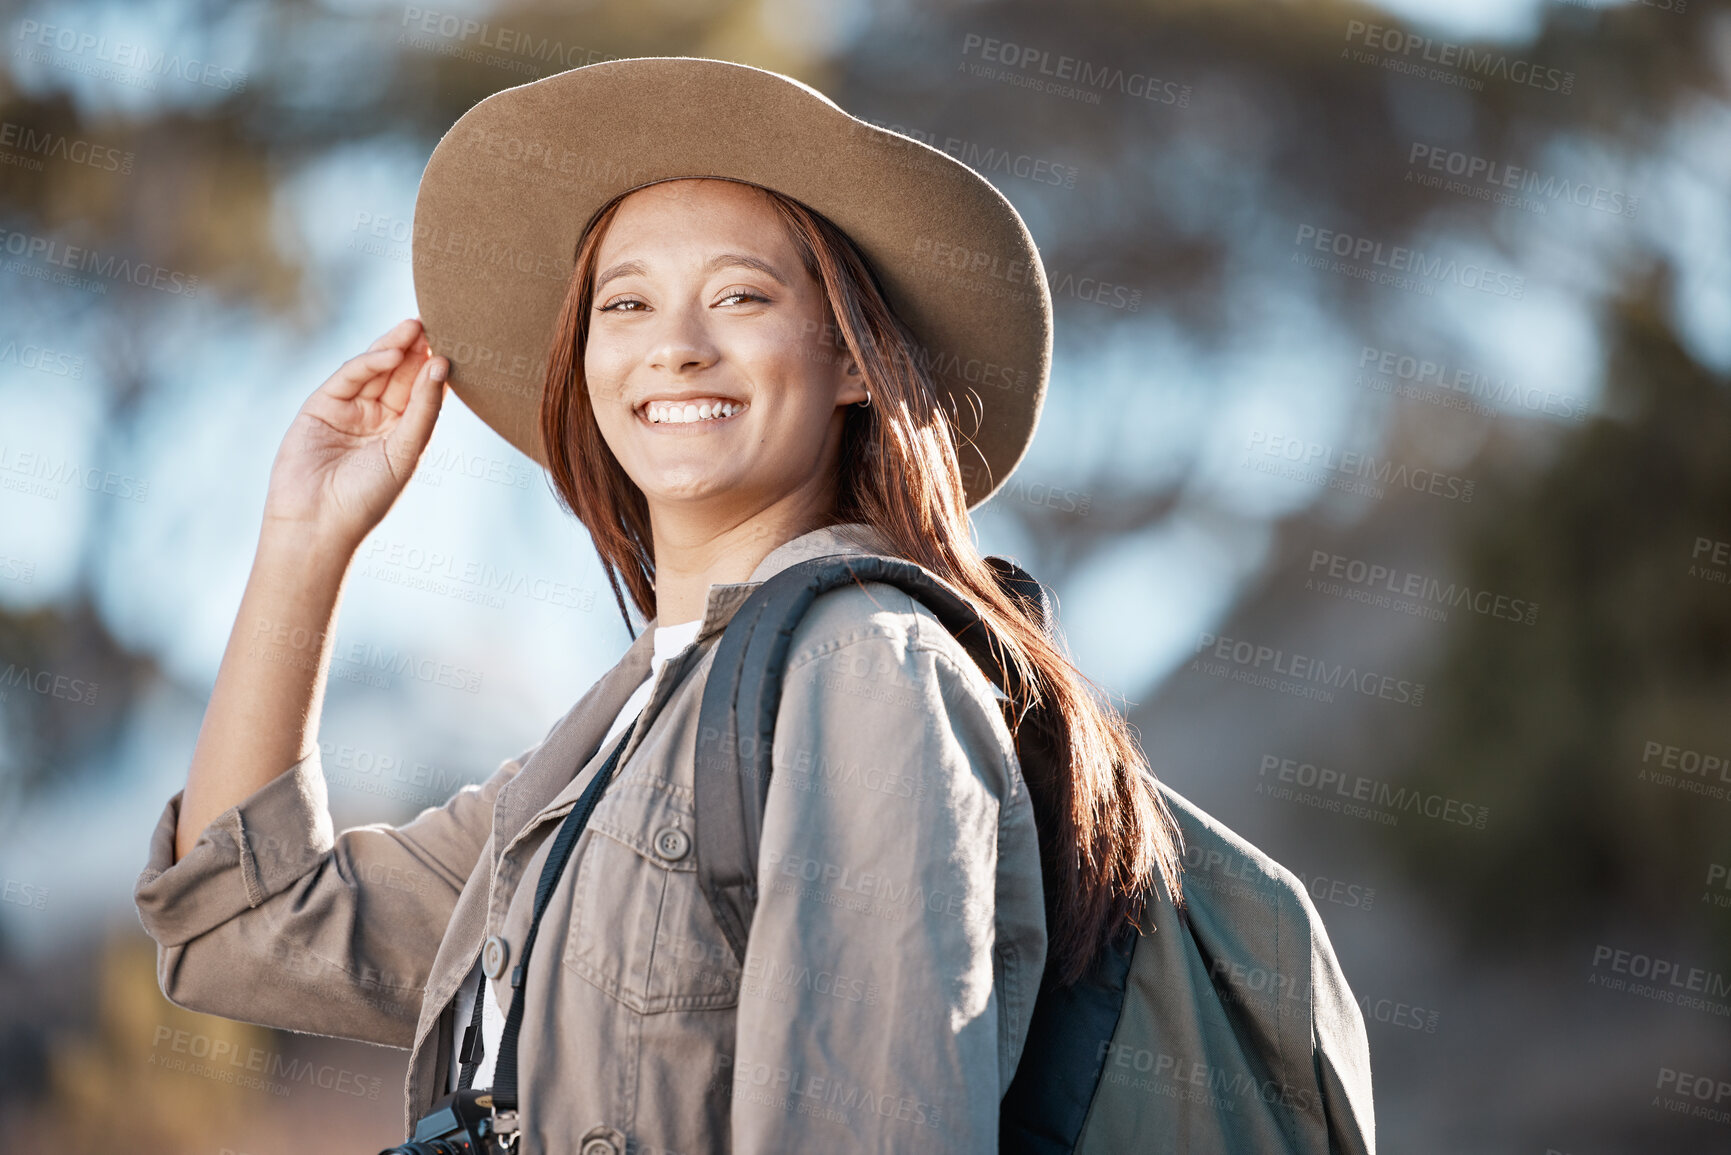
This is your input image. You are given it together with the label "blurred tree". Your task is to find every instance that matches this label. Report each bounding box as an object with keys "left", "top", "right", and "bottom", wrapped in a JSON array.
[
  {"left": 0, "top": 602, "right": 147, "bottom": 798},
  {"left": 1384, "top": 264, "right": 1731, "bottom": 955},
  {"left": 4, "top": 931, "right": 259, "bottom": 1152},
  {"left": 2, "top": 0, "right": 1726, "bottom": 801}
]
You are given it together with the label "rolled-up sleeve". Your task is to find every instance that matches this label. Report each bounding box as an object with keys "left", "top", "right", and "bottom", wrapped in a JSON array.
[
  {"left": 730, "top": 599, "right": 1047, "bottom": 1154},
  {"left": 133, "top": 742, "right": 530, "bottom": 1048}
]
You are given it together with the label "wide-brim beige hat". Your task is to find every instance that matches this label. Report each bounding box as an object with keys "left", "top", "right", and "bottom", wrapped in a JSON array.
[{"left": 411, "top": 56, "right": 1051, "bottom": 508}]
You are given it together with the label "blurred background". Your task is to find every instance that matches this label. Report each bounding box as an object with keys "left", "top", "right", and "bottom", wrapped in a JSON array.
[{"left": 2, "top": 0, "right": 1729, "bottom": 1150}]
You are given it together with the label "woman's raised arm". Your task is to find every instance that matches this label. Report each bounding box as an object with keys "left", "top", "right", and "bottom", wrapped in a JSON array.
[{"left": 174, "top": 318, "right": 447, "bottom": 862}]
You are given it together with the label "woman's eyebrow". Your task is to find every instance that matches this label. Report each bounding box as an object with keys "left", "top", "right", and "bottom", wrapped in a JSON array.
[
  {"left": 595, "top": 253, "right": 789, "bottom": 292},
  {"left": 595, "top": 259, "right": 647, "bottom": 291},
  {"left": 704, "top": 253, "right": 788, "bottom": 286}
]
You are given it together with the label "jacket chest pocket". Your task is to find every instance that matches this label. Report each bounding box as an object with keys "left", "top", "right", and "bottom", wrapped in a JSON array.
[{"left": 561, "top": 782, "right": 741, "bottom": 1014}]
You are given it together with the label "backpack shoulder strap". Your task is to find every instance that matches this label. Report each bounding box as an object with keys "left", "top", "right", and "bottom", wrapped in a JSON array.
[{"left": 693, "top": 551, "right": 1035, "bottom": 962}]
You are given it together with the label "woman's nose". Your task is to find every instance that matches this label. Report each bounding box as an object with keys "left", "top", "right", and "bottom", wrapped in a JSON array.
[{"left": 646, "top": 303, "right": 718, "bottom": 374}]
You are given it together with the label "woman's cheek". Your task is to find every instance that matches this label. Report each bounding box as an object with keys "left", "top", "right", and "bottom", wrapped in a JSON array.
[
  {"left": 740, "top": 314, "right": 816, "bottom": 376},
  {"left": 584, "top": 352, "right": 634, "bottom": 409}
]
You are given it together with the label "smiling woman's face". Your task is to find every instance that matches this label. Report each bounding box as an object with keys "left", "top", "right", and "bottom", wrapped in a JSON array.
[{"left": 584, "top": 178, "right": 865, "bottom": 524}]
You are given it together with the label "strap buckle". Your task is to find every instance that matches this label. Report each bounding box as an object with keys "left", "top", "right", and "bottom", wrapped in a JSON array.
[{"left": 488, "top": 1105, "right": 520, "bottom": 1152}]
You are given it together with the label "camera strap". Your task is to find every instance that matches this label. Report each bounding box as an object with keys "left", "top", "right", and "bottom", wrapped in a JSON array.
[
  {"left": 457, "top": 965, "right": 486, "bottom": 1088},
  {"left": 469, "top": 710, "right": 642, "bottom": 1113}
]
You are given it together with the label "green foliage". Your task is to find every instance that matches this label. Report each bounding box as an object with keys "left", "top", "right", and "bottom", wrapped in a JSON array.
[{"left": 1387, "top": 270, "right": 1731, "bottom": 953}]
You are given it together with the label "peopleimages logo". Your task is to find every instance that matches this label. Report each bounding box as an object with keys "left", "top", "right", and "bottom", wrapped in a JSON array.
[
  {"left": 854, "top": 115, "right": 1080, "bottom": 190},
  {"left": 909, "top": 236, "right": 1141, "bottom": 312},
  {"left": 0, "top": 663, "right": 99, "bottom": 706},
  {"left": 356, "top": 536, "right": 596, "bottom": 612},
  {"left": 1688, "top": 536, "right": 1731, "bottom": 588},
  {"left": 1256, "top": 753, "right": 1491, "bottom": 830},
  {"left": 398, "top": 7, "right": 619, "bottom": 77},
  {"left": 319, "top": 739, "right": 483, "bottom": 803},
  {"left": 1588, "top": 944, "right": 1731, "bottom": 1017},
  {"left": 0, "top": 120, "right": 134, "bottom": 174},
  {"left": 149, "top": 1026, "right": 382, "bottom": 1099},
  {"left": 1637, "top": 739, "right": 1731, "bottom": 803},
  {"left": 330, "top": 639, "right": 483, "bottom": 693},
  {"left": 1293, "top": 224, "right": 1525, "bottom": 299},
  {"left": 14, "top": 20, "right": 249, "bottom": 92},
  {"left": 0, "top": 339, "right": 85, "bottom": 378},
  {"left": 1191, "top": 631, "right": 1427, "bottom": 708},
  {"left": 1358, "top": 993, "right": 1441, "bottom": 1034},
  {"left": 1357, "top": 344, "right": 1590, "bottom": 422},
  {"left": 1653, "top": 1066, "right": 1731, "bottom": 1126},
  {"left": 0, "top": 226, "right": 199, "bottom": 297},
  {"left": 1306, "top": 549, "right": 1539, "bottom": 626},
  {"left": 1097, "top": 1041, "right": 1322, "bottom": 1117},
  {"left": 0, "top": 442, "right": 150, "bottom": 503},
  {"left": 1405, "top": 142, "right": 1638, "bottom": 219},
  {"left": 1243, "top": 430, "right": 1475, "bottom": 504},
  {"left": 959, "top": 34, "right": 1191, "bottom": 107},
  {"left": 1703, "top": 863, "right": 1731, "bottom": 910},
  {"left": 1341, "top": 19, "right": 1574, "bottom": 96},
  {"left": 1, "top": 877, "right": 48, "bottom": 911}
]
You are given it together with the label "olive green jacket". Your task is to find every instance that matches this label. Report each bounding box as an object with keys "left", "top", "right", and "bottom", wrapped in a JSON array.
[{"left": 133, "top": 522, "right": 1048, "bottom": 1153}]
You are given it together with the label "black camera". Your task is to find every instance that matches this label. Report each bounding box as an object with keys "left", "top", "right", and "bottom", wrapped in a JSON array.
[{"left": 377, "top": 1087, "right": 518, "bottom": 1154}]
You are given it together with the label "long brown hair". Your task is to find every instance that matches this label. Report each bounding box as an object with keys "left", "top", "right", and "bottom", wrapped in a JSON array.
[{"left": 539, "top": 178, "right": 1183, "bottom": 985}]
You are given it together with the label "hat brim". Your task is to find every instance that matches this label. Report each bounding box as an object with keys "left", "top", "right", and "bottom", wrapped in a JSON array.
[{"left": 411, "top": 56, "right": 1051, "bottom": 509}]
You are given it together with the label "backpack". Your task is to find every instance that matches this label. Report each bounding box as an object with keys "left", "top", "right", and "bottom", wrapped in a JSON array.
[{"left": 691, "top": 553, "right": 1376, "bottom": 1154}]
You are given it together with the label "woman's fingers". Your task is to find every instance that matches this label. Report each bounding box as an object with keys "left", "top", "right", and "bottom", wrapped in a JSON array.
[
  {"left": 324, "top": 346, "right": 407, "bottom": 401},
  {"left": 387, "top": 334, "right": 431, "bottom": 398},
  {"left": 365, "top": 317, "right": 423, "bottom": 354},
  {"left": 380, "top": 339, "right": 442, "bottom": 415},
  {"left": 369, "top": 332, "right": 430, "bottom": 405},
  {"left": 382, "top": 355, "right": 449, "bottom": 479},
  {"left": 316, "top": 324, "right": 442, "bottom": 435}
]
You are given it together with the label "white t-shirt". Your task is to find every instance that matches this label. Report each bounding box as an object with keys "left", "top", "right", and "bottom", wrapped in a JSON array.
[{"left": 448, "top": 617, "right": 704, "bottom": 1093}]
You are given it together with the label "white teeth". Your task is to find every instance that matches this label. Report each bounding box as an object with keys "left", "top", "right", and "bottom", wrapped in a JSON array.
[{"left": 644, "top": 399, "right": 745, "bottom": 424}]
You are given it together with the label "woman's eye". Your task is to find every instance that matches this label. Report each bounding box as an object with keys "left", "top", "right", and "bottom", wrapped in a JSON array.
[
  {"left": 717, "top": 289, "right": 768, "bottom": 307},
  {"left": 598, "top": 298, "right": 646, "bottom": 313}
]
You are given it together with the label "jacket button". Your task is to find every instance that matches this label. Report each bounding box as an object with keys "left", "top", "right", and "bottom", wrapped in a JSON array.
[
  {"left": 481, "top": 934, "right": 510, "bottom": 979},
  {"left": 579, "top": 1132, "right": 623, "bottom": 1155},
  {"left": 652, "top": 825, "right": 691, "bottom": 861}
]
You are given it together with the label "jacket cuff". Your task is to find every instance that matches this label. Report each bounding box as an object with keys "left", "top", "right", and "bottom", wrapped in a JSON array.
[{"left": 133, "top": 751, "right": 335, "bottom": 947}]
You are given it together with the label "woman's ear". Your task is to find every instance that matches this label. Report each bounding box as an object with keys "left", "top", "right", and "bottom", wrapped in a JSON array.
[{"left": 836, "top": 357, "right": 869, "bottom": 406}]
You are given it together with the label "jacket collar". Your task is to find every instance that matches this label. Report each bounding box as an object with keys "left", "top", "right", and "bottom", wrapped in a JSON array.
[
  {"left": 661, "top": 520, "right": 896, "bottom": 645},
  {"left": 489, "top": 520, "right": 894, "bottom": 859}
]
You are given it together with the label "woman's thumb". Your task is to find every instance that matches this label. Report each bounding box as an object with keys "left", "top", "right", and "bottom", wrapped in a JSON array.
[{"left": 383, "top": 356, "right": 448, "bottom": 479}]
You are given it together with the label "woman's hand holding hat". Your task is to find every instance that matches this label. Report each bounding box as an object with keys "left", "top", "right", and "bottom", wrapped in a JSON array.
[{"left": 262, "top": 317, "right": 450, "bottom": 556}]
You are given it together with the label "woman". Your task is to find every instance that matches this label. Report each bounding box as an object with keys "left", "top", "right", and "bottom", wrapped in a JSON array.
[{"left": 133, "top": 58, "right": 1182, "bottom": 1153}]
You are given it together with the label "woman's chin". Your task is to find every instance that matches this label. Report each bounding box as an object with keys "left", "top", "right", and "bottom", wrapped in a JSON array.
[{"left": 635, "top": 469, "right": 749, "bottom": 506}]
